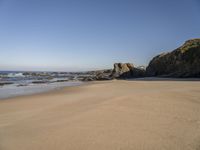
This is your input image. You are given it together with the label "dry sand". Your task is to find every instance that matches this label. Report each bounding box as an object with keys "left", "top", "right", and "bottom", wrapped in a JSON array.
[{"left": 0, "top": 80, "right": 200, "bottom": 150}]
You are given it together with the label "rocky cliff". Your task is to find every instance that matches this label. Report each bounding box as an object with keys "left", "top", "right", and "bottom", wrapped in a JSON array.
[{"left": 146, "top": 39, "right": 200, "bottom": 77}]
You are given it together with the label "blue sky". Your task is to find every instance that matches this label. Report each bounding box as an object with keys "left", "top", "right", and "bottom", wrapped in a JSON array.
[{"left": 0, "top": 0, "right": 200, "bottom": 71}]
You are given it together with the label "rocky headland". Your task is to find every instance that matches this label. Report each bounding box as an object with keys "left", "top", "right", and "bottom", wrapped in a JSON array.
[
  {"left": 85, "top": 38, "right": 200, "bottom": 81},
  {"left": 146, "top": 39, "right": 200, "bottom": 77}
]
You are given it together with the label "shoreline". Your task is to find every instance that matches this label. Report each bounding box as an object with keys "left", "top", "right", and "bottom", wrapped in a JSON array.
[
  {"left": 0, "top": 80, "right": 108, "bottom": 101},
  {"left": 0, "top": 81, "right": 84, "bottom": 100},
  {"left": 1, "top": 77, "right": 200, "bottom": 100}
]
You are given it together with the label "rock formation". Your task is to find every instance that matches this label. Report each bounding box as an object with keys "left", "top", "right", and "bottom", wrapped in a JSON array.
[
  {"left": 111, "top": 63, "right": 134, "bottom": 78},
  {"left": 81, "top": 63, "right": 145, "bottom": 81},
  {"left": 111, "top": 63, "right": 145, "bottom": 78},
  {"left": 81, "top": 69, "right": 113, "bottom": 81},
  {"left": 146, "top": 39, "right": 200, "bottom": 77}
]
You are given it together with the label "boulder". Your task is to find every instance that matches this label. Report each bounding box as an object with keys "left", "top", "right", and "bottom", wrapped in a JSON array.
[
  {"left": 146, "top": 39, "right": 200, "bottom": 77},
  {"left": 111, "top": 63, "right": 134, "bottom": 78},
  {"left": 111, "top": 63, "right": 145, "bottom": 78},
  {"left": 132, "top": 67, "right": 146, "bottom": 78}
]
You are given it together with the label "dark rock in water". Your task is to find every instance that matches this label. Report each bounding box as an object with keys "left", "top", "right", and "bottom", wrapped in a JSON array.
[
  {"left": 55, "top": 79, "right": 69, "bottom": 82},
  {"left": 17, "top": 84, "right": 28, "bottom": 87},
  {"left": 0, "top": 82, "right": 13, "bottom": 86},
  {"left": 111, "top": 63, "right": 145, "bottom": 78},
  {"left": 81, "top": 77, "right": 95, "bottom": 81},
  {"left": 32, "top": 81, "right": 49, "bottom": 84},
  {"left": 146, "top": 39, "right": 200, "bottom": 77}
]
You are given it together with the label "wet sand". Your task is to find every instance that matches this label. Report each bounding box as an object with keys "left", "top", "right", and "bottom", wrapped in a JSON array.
[{"left": 0, "top": 80, "right": 200, "bottom": 150}]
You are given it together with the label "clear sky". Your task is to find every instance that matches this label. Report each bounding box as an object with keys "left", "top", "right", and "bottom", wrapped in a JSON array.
[{"left": 0, "top": 0, "right": 200, "bottom": 71}]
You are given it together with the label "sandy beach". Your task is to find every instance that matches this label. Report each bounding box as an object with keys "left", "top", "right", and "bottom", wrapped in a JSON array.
[{"left": 0, "top": 80, "right": 200, "bottom": 150}]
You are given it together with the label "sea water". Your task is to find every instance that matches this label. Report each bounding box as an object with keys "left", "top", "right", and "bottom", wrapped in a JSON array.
[{"left": 0, "top": 71, "right": 83, "bottom": 99}]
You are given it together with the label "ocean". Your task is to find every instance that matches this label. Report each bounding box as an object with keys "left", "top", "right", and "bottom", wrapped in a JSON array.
[{"left": 0, "top": 71, "right": 85, "bottom": 99}]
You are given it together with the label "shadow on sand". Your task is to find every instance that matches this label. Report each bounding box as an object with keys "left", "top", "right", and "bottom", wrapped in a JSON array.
[{"left": 127, "top": 77, "right": 200, "bottom": 82}]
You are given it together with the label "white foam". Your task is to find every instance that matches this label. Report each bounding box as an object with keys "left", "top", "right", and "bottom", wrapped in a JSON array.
[{"left": 7, "top": 73, "right": 24, "bottom": 78}]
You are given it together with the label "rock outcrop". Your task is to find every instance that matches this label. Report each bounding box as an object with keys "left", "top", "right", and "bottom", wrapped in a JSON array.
[
  {"left": 111, "top": 63, "right": 134, "bottom": 78},
  {"left": 111, "top": 63, "right": 145, "bottom": 78},
  {"left": 81, "top": 63, "right": 146, "bottom": 81},
  {"left": 146, "top": 39, "right": 200, "bottom": 77},
  {"left": 81, "top": 69, "right": 113, "bottom": 81}
]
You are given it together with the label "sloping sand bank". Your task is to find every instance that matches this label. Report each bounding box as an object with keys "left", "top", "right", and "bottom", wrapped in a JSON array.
[{"left": 0, "top": 80, "right": 200, "bottom": 150}]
